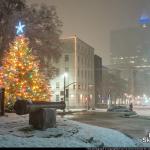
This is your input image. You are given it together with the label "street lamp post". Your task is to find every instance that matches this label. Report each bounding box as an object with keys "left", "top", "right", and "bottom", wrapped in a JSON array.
[
  {"left": 88, "top": 85, "right": 90, "bottom": 110},
  {"left": 107, "top": 89, "right": 111, "bottom": 109},
  {"left": 65, "top": 82, "right": 77, "bottom": 110},
  {"left": 63, "top": 73, "right": 68, "bottom": 103},
  {"left": 63, "top": 72, "right": 78, "bottom": 111}
]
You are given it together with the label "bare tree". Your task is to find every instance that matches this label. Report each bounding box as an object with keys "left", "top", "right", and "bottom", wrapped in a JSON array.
[
  {"left": 23, "top": 4, "right": 63, "bottom": 79},
  {"left": 0, "top": 0, "right": 25, "bottom": 65},
  {"left": 0, "top": 2, "right": 63, "bottom": 79},
  {"left": 102, "top": 68, "right": 128, "bottom": 104}
]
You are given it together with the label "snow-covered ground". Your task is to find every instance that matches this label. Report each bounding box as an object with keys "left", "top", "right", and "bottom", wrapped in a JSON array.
[
  {"left": 87, "top": 106, "right": 150, "bottom": 117},
  {"left": 133, "top": 106, "right": 150, "bottom": 117},
  {"left": 0, "top": 113, "right": 143, "bottom": 147}
]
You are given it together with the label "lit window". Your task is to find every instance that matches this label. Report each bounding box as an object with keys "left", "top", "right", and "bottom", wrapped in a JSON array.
[
  {"left": 71, "top": 94, "right": 74, "bottom": 98},
  {"left": 80, "top": 94, "right": 83, "bottom": 103}
]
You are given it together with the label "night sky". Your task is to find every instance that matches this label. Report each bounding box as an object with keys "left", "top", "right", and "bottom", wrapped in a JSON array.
[{"left": 28, "top": 0, "right": 150, "bottom": 65}]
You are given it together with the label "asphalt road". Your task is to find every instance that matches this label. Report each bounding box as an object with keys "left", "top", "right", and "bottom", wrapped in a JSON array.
[{"left": 60, "top": 108, "right": 150, "bottom": 143}]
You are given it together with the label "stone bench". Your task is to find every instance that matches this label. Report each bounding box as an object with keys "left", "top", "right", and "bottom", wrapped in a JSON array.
[{"left": 29, "top": 108, "right": 56, "bottom": 130}]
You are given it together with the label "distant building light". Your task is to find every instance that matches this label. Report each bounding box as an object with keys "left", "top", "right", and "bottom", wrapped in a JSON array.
[
  {"left": 137, "top": 96, "right": 140, "bottom": 99},
  {"left": 120, "top": 57, "right": 124, "bottom": 60},
  {"left": 128, "top": 95, "right": 133, "bottom": 98},
  {"left": 131, "top": 56, "right": 138, "bottom": 59},
  {"left": 135, "top": 65, "right": 150, "bottom": 68},
  {"left": 143, "top": 58, "right": 148, "bottom": 62},
  {"left": 130, "top": 61, "right": 135, "bottom": 64},
  {"left": 124, "top": 93, "right": 128, "bottom": 97},
  {"left": 142, "top": 24, "right": 147, "bottom": 28},
  {"left": 71, "top": 94, "right": 74, "bottom": 98},
  {"left": 139, "top": 15, "right": 150, "bottom": 25},
  {"left": 137, "top": 101, "right": 140, "bottom": 105}
]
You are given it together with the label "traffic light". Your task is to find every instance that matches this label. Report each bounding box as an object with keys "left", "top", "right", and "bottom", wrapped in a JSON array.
[
  {"left": 78, "top": 84, "right": 81, "bottom": 89},
  {"left": 66, "top": 89, "right": 69, "bottom": 98},
  {"left": 73, "top": 84, "right": 76, "bottom": 90}
]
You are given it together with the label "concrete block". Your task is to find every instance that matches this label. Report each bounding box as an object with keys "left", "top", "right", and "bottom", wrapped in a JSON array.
[{"left": 29, "top": 108, "right": 56, "bottom": 129}]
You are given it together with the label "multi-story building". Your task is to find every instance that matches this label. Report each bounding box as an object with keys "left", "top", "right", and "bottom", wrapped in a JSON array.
[
  {"left": 94, "top": 55, "right": 102, "bottom": 106},
  {"left": 110, "top": 19, "right": 150, "bottom": 98},
  {"left": 50, "top": 35, "right": 95, "bottom": 109}
]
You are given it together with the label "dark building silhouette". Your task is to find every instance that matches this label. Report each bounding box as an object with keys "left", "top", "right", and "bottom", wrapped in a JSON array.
[
  {"left": 110, "top": 24, "right": 150, "bottom": 97},
  {"left": 94, "top": 55, "right": 102, "bottom": 107}
]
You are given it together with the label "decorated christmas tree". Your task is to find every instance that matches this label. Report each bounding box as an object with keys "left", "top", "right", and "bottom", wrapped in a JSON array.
[{"left": 0, "top": 21, "right": 51, "bottom": 106}]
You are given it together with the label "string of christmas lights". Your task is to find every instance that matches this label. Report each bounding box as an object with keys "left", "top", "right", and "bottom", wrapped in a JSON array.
[{"left": 0, "top": 35, "right": 51, "bottom": 106}]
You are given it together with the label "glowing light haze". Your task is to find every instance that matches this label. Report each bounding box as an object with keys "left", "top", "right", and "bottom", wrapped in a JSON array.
[
  {"left": 28, "top": 0, "right": 150, "bottom": 65},
  {"left": 16, "top": 21, "right": 25, "bottom": 35}
]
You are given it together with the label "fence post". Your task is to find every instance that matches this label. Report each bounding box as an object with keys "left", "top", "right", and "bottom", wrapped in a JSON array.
[{"left": 0, "top": 88, "right": 5, "bottom": 116}]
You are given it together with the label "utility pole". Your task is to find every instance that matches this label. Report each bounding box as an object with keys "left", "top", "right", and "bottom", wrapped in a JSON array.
[
  {"left": 107, "top": 89, "right": 111, "bottom": 109},
  {"left": 64, "top": 75, "right": 66, "bottom": 103}
]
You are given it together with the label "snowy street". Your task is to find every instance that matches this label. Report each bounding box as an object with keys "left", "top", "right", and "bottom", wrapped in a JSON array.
[
  {"left": 134, "top": 106, "right": 150, "bottom": 116},
  {"left": 61, "top": 108, "right": 150, "bottom": 147},
  {"left": 0, "top": 113, "right": 142, "bottom": 147}
]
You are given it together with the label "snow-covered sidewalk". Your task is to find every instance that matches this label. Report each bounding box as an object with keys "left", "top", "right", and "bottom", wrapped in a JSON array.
[{"left": 0, "top": 113, "right": 143, "bottom": 147}]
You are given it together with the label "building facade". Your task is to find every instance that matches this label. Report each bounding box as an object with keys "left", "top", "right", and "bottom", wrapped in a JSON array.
[
  {"left": 94, "top": 55, "right": 102, "bottom": 106},
  {"left": 50, "top": 36, "right": 95, "bottom": 109},
  {"left": 110, "top": 23, "right": 150, "bottom": 101}
]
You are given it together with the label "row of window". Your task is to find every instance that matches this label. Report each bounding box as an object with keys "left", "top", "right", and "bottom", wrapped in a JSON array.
[
  {"left": 55, "top": 93, "right": 93, "bottom": 104},
  {"left": 64, "top": 55, "right": 93, "bottom": 67},
  {"left": 78, "top": 69, "right": 93, "bottom": 81},
  {"left": 55, "top": 67, "right": 93, "bottom": 80},
  {"left": 78, "top": 56, "right": 93, "bottom": 67},
  {"left": 113, "top": 59, "right": 150, "bottom": 65},
  {"left": 77, "top": 42, "right": 93, "bottom": 56}
]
